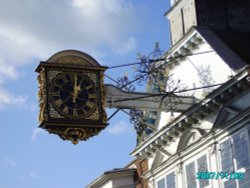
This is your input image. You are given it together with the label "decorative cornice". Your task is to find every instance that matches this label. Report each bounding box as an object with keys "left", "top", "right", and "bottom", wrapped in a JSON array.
[
  {"left": 146, "top": 107, "right": 250, "bottom": 179},
  {"left": 158, "top": 28, "right": 203, "bottom": 71},
  {"left": 86, "top": 168, "right": 136, "bottom": 188},
  {"left": 164, "top": 0, "right": 186, "bottom": 18},
  {"left": 131, "top": 67, "right": 250, "bottom": 158}
]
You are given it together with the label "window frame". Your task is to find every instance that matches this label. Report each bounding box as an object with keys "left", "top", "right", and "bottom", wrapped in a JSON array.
[
  {"left": 157, "top": 177, "right": 166, "bottom": 188},
  {"left": 218, "top": 127, "right": 250, "bottom": 188},
  {"left": 183, "top": 152, "right": 211, "bottom": 188},
  {"left": 156, "top": 170, "right": 177, "bottom": 188}
]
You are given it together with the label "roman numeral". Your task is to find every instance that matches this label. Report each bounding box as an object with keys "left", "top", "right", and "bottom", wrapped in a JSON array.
[
  {"left": 86, "top": 85, "right": 92, "bottom": 90},
  {"left": 82, "top": 108, "right": 87, "bottom": 114},
  {"left": 73, "top": 109, "right": 78, "bottom": 116},
  {"left": 53, "top": 84, "right": 61, "bottom": 89},
  {"left": 61, "top": 76, "right": 67, "bottom": 82},
  {"left": 55, "top": 99, "right": 63, "bottom": 106},
  {"left": 62, "top": 106, "right": 69, "bottom": 114},
  {"left": 89, "top": 94, "right": 96, "bottom": 98},
  {"left": 53, "top": 92, "right": 60, "bottom": 96},
  {"left": 86, "top": 101, "right": 94, "bottom": 108}
]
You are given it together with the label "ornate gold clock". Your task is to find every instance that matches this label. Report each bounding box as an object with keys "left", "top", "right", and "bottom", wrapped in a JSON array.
[
  {"left": 50, "top": 73, "right": 97, "bottom": 118},
  {"left": 35, "top": 50, "right": 108, "bottom": 144}
]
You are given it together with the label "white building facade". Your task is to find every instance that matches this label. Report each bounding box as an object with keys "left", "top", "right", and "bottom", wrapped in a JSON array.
[{"left": 88, "top": 0, "right": 250, "bottom": 187}]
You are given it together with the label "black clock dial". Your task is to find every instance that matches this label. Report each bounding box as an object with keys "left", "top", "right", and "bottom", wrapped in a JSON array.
[{"left": 50, "top": 73, "right": 97, "bottom": 118}]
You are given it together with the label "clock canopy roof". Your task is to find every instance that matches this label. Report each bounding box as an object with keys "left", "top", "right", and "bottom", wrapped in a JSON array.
[{"left": 47, "top": 50, "right": 101, "bottom": 66}]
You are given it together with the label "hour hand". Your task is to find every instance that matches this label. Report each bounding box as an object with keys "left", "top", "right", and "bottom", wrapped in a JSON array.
[{"left": 73, "top": 74, "right": 81, "bottom": 103}]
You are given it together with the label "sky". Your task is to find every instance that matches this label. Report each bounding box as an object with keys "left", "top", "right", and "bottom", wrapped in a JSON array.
[{"left": 0, "top": 0, "right": 170, "bottom": 187}]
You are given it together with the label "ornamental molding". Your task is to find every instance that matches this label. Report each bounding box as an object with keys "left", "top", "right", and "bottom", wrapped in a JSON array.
[
  {"left": 46, "top": 50, "right": 100, "bottom": 67},
  {"left": 165, "top": 0, "right": 188, "bottom": 18},
  {"left": 47, "top": 127, "right": 104, "bottom": 144},
  {"left": 144, "top": 109, "right": 250, "bottom": 180},
  {"left": 160, "top": 29, "right": 204, "bottom": 71},
  {"left": 176, "top": 128, "right": 206, "bottom": 152},
  {"left": 86, "top": 169, "right": 136, "bottom": 188},
  {"left": 131, "top": 67, "right": 250, "bottom": 158}
]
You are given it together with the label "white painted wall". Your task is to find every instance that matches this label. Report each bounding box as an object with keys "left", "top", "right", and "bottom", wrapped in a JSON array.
[
  {"left": 100, "top": 180, "right": 112, "bottom": 188},
  {"left": 170, "top": 42, "right": 234, "bottom": 99},
  {"left": 113, "top": 177, "right": 134, "bottom": 187},
  {"left": 157, "top": 40, "right": 235, "bottom": 131}
]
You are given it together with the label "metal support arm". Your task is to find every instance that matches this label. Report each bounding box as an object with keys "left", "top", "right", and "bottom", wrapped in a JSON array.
[{"left": 104, "top": 84, "right": 197, "bottom": 112}]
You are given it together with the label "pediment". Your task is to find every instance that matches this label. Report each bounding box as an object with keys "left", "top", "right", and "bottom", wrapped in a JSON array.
[
  {"left": 177, "top": 128, "right": 205, "bottom": 152},
  {"left": 151, "top": 151, "right": 165, "bottom": 169},
  {"left": 213, "top": 106, "right": 241, "bottom": 129}
]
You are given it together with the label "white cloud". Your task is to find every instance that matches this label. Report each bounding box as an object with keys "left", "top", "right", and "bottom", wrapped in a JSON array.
[
  {"left": 112, "top": 37, "right": 136, "bottom": 56},
  {"left": 0, "top": 0, "right": 141, "bottom": 109},
  {"left": 107, "top": 121, "right": 131, "bottom": 134},
  {"left": 0, "top": 87, "right": 27, "bottom": 110},
  {"left": 31, "top": 128, "right": 46, "bottom": 142},
  {"left": 0, "top": 0, "right": 139, "bottom": 63},
  {"left": 29, "top": 103, "right": 38, "bottom": 112},
  {"left": 2, "top": 157, "right": 16, "bottom": 167},
  {"left": 29, "top": 173, "right": 38, "bottom": 178},
  {"left": 18, "top": 172, "right": 38, "bottom": 182},
  {"left": 0, "top": 60, "right": 19, "bottom": 83}
]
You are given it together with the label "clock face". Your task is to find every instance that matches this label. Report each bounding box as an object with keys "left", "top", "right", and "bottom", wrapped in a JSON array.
[{"left": 50, "top": 73, "right": 97, "bottom": 118}]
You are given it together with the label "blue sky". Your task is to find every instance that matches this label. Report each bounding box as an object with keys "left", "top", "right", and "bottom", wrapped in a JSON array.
[{"left": 0, "top": 0, "right": 170, "bottom": 187}]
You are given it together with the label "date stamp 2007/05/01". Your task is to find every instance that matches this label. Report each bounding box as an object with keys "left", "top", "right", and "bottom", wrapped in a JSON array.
[{"left": 196, "top": 172, "right": 244, "bottom": 180}]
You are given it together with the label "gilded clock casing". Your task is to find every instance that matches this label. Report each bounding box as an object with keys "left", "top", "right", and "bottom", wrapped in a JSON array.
[{"left": 36, "top": 50, "right": 108, "bottom": 144}]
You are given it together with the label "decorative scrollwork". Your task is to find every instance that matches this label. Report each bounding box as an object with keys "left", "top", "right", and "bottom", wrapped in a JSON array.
[
  {"left": 197, "top": 65, "right": 215, "bottom": 94},
  {"left": 37, "top": 68, "right": 47, "bottom": 122},
  {"left": 151, "top": 74, "right": 189, "bottom": 114},
  {"left": 115, "top": 75, "right": 151, "bottom": 142},
  {"left": 133, "top": 55, "right": 152, "bottom": 86},
  {"left": 49, "top": 104, "right": 65, "bottom": 118},
  {"left": 47, "top": 127, "right": 104, "bottom": 144},
  {"left": 129, "top": 109, "right": 146, "bottom": 133},
  {"left": 100, "top": 72, "right": 108, "bottom": 124},
  {"left": 48, "top": 70, "right": 62, "bottom": 82},
  {"left": 129, "top": 109, "right": 149, "bottom": 145},
  {"left": 133, "top": 43, "right": 164, "bottom": 86},
  {"left": 160, "top": 93, "right": 182, "bottom": 114},
  {"left": 112, "top": 44, "right": 193, "bottom": 141},
  {"left": 116, "top": 75, "right": 136, "bottom": 92},
  {"left": 115, "top": 75, "right": 147, "bottom": 136},
  {"left": 165, "top": 75, "right": 189, "bottom": 96}
]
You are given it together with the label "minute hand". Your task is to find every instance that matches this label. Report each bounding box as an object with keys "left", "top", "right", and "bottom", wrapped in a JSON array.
[
  {"left": 73, "top": 74, "right": 78, "bottom": 103},
  {"left": 73, "top": 75, "right": 82, "bottom": 103}
]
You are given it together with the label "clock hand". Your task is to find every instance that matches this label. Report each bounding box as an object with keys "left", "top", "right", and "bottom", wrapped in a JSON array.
[
  {"left": 73, "top": 74, "right": 82, "bottom": 103},
  {"left": 63, "top": 96, "right": 73, "bottom": 103},
  {"left": 76, "top": 77, "right": 83, "bottom": 96},
  {"left": 73, "top": 74, "right": 78, "bottom": 103},
  {"left": 74, "top": 74, "right": 77, "bottom": 88},
  {"left": 77, "top": 77, "right": 84, "bottom": 88}
]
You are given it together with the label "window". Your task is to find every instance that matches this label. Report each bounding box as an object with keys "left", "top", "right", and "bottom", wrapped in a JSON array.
[
  {"left": 166, "top": 172, "right": 176, "bottom": 188},
  {"left": 219, "top": 129, "right": 250, "bottom": 188},
  {"left": 157, "top": 171, "right": 176, "bottom": 188},
  {"left": 185, "top": 154, "right": 210, "bottom": 188},
  {"left": 220, "top": 140, "right": 234, "bottom": 172},
  {"left": 197, "top": 155, "right": 209, "bottom": 188},
  {"left": 157, "top": 178, "right": 165, "bottom": 188},
  {"left": 186, "top": 162, "right": 197, "bottom": 188},
  {"left": 233, "top": 131, "right": 250, "bottom": 169}
]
